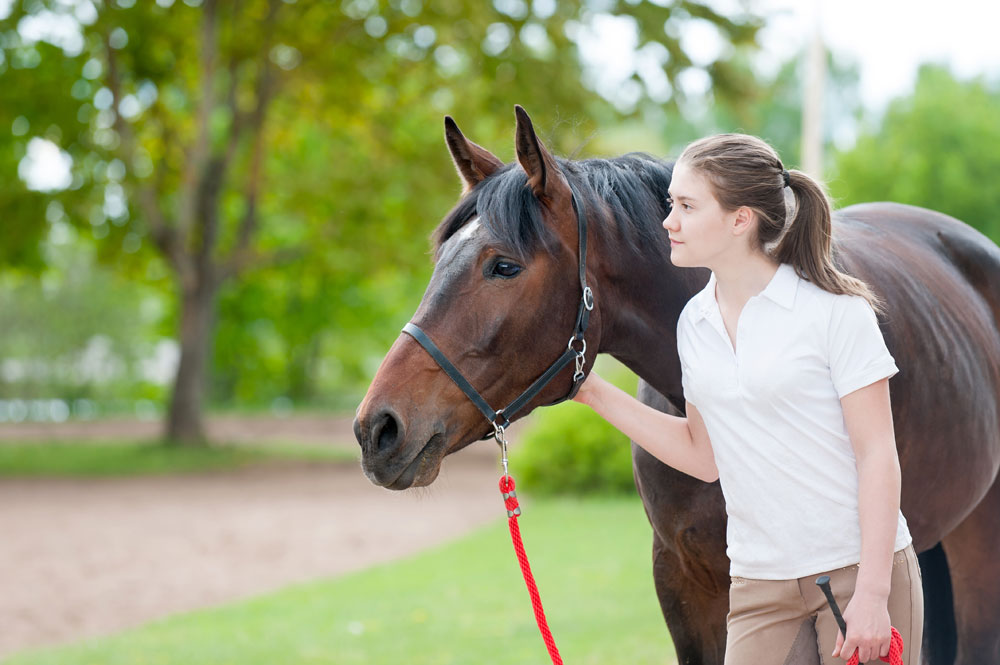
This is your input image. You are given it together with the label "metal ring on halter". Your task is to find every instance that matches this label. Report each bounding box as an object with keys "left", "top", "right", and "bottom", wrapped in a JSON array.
[
  {"left": 583, "top": 286, "right": 594, "bottom": 311},
  {"left": 492, "top": 409, "right": 510, "bottom": 432},
  {"left": 567, "top": 335, "right": 587, "bottom": 355}
]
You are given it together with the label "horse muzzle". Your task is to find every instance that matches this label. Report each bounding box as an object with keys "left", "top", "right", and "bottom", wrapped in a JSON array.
[{"left": 354, "top": 407, "right": 447, "bottom": 490}]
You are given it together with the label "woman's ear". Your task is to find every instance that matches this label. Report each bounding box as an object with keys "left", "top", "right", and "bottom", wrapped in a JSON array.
[{"left": 731, "top": 206, "right": 756, "bottom": 237}]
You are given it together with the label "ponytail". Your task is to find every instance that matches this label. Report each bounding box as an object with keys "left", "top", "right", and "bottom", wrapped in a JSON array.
[{"left": 775, "top": 170, "right": 885, "bottom": 315}]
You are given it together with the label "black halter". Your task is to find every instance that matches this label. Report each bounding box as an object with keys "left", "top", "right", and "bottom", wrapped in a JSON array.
[{"left": 402, "top": 185, "right": 594, "bottom": 440}]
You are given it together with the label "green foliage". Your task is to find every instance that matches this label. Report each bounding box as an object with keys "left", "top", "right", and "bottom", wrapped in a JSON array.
[
  {"left": 6, "top": 497, "right": 672, "bottom": 665},
  {"left": 1, "top": 0, "right": 764, "bottom": 418},
  {"left": 517, "top": 358, "right": 639, "bottom": 495},
  {"left": 831, "top": 65, "right": 1000, "bottom": 243},
  {"left": 0, "top": 440, "right": 354, "bottom": 477}
]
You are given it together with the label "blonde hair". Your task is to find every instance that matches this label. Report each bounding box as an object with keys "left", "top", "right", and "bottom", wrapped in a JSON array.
[{"left": 677, "top": 133, "right": 884, "bottom": 314}]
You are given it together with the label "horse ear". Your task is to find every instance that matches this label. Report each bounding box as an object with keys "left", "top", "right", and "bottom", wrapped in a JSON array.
[
  {"left": 514, "top": 105, "right": 567, "bottom": 202},
  {"left": 444, "top": 116, "right": 503, "bottom": 193}
]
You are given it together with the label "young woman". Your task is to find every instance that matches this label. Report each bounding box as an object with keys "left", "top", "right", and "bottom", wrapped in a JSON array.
[{"left": 573, "top": 134, "right": 923, "bottom": 665}]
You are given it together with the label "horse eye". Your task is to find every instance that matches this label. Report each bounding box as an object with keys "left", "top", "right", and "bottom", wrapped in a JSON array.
[{"left": 491, "top": 260, "right": 522, "bottom": 278}]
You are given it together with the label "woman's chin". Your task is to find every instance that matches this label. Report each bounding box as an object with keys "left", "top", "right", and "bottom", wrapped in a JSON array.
[{"left": 669, "top": 249, "right": 690, "bottom": 267}]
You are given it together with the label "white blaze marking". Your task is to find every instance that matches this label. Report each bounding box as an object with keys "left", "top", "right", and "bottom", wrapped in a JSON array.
[{"left": 454, "top": 218, "right": 481, "bottom": 245}]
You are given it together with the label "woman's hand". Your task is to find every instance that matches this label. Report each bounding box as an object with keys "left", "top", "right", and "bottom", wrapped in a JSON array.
[{"left": 831, "top": 589, "right": 892, "bottom": 662}]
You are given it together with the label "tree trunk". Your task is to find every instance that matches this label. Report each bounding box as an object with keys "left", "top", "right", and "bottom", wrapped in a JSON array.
[{"left": 165, "top": 281, "right": 217, "bottom": 445}]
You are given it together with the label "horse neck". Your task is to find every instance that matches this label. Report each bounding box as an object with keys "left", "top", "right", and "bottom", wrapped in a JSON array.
[{"left": 589, "top": 213, "right": 706, "bottom": 410}]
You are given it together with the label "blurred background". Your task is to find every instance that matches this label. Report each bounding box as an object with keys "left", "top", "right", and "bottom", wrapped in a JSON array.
[
  {"left": 1, "top": 0, "right": 998, "bottom": 663},
  {"left": 2, "top": 0, "right": 998, "bottom": 439}
]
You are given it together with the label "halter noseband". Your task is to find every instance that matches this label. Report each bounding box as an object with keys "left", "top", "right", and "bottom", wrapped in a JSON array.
[{"left": 402, "top": 184, "right": 594, "bottom": 443}]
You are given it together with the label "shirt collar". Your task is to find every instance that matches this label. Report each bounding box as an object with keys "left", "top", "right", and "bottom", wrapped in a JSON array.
[{"left": 694, "top": 262, "right": 799, "bottom": 321}]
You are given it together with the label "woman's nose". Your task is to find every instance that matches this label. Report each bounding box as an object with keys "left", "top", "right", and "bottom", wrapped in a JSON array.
[{"left": 662, "top": 209, "right": 676, "bottom": 231}]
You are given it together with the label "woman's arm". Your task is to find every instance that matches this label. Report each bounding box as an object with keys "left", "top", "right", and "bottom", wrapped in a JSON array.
[
  {"left": 573, "top": 371, "right": 719, "bottom": 483},
  {"left": 831, "top": 376, "right": 900, "bottom": 662}
]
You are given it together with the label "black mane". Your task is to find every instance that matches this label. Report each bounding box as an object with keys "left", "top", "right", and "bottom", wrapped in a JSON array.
[{"left": 432, "top": 153, "right": 674, "bottom": 262}]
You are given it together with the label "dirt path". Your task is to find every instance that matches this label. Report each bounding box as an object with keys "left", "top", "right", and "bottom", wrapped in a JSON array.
[{"left": 0, "top": 417, "right": 519, "bottom": 659}]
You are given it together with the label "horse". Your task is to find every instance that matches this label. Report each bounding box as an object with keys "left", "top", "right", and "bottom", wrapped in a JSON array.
[{"left": 353, "top": 106, "right": 1000, "bottom": 665}]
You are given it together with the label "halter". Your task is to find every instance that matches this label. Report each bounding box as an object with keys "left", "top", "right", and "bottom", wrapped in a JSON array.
[{"left": 401, "top": 184, "right": 595, "bottom": 455}]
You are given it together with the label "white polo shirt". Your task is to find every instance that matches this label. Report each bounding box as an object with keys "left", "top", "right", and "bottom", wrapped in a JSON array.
[{"left": 677, "top": 262, "right": 912, "bottom": 579}]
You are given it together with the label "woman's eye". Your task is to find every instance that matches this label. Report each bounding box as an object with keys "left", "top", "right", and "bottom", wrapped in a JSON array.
[{"left": 491, "top": 260, "right": 522, "bottom": 278}]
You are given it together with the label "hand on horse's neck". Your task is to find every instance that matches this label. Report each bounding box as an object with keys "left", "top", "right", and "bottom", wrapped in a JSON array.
[{"left": 712, "top": 254, "right": 781, "bottom": 351}]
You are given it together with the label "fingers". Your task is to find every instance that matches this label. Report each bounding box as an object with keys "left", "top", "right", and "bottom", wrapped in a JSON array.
[
  {"left": 836, "top": 632, "right": 891, "bottom": 662},
  {"left": 840, "top": 632, "right": 857, "bottom": 662},
  {"left": 835, "top": 629, "right": 863, "bottom": 662}
]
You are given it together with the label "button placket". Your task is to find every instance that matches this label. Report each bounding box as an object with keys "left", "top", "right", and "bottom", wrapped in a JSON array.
[{"left": 706, "top": 308, "right": 739, "bottom": 392}]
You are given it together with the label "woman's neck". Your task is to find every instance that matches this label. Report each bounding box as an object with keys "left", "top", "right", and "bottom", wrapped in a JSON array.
[{"left": 711, "top": 252, "right": 781, "bottom": 307}]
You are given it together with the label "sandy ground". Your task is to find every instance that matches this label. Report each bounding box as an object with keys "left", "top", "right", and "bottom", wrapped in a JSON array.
[{"left": 0, "top": 416, "right": 519, "bottom": 659}]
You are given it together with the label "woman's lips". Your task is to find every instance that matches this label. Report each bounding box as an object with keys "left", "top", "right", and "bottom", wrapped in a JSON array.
[{"left": 670, "top": 239, "right": 683, "bottom": 246}]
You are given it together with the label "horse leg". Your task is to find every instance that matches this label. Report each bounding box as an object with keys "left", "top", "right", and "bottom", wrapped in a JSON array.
[
  {"left": 632, "top": 383, "right": 731, "bottom": 664},
  {"left": 651, "top": 532, "right": 730, "bottom": 665},
  {"left": 916, "top": 543, "right": 957, "bottom": 665},
  {"left": 939, "top": 474, "right": 1000, "bottom": 664}
]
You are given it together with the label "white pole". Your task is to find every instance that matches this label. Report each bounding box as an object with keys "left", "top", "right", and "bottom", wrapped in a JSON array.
[{"left": 801, "top": 0, "right": 826, "bottom": 179}]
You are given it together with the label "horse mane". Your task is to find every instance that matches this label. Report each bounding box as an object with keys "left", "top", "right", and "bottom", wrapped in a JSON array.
[{"left": 432, "top": 153, "right": 674, "bottom": 262}]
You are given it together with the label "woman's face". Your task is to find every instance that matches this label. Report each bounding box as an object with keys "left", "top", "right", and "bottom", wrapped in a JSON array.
[{"left": 662, "top": 161, "right": 739, "bottom": 269}]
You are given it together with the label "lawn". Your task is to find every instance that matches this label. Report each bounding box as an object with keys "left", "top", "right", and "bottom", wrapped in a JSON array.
[
  {"left": 0, "top": 440, "right": 357, "bottom": 476},
  {"left": 7, "top": 496, "right": 677, "bottom": 665}
]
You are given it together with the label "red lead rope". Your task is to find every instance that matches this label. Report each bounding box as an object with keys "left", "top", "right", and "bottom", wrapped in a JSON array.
[
  {"left": 499, "top": 474, "right": 564, "bottom": 665},
  {"left": 846, "top": 626, "right": 904, "bottom": 665}
]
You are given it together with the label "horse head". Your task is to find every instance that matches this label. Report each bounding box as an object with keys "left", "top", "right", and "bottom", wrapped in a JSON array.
[{"left": 353, "top": 106, "right": 603, "bottom": 489}]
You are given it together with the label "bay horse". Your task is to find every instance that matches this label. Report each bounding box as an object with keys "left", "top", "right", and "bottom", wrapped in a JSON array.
[{"left": 354, "top": 106, "right": 1000, "bottom": 664}]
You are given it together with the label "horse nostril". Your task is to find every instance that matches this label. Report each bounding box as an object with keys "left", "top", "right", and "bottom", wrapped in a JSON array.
[{"left": 370, "top": 410, "right": 401, "bottom": 453}]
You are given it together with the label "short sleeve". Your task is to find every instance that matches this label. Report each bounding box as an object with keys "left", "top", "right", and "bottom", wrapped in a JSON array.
[
  {"left": 827, "top": 294, "right": 899, "bottom": 398},
  {"left": 681, "top": 358, "right": 693, "bottom": 404},
  {"left": 677, "top": 305, "right": 695, "bottom": 404}
]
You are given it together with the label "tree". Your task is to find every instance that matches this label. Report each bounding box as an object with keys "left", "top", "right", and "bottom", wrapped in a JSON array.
[
  {"left": 1, "top": 0, "right": 762, "bottom": 444},
  {"left": 831, "top": 64, "right": 1000, "bottom": 243}
]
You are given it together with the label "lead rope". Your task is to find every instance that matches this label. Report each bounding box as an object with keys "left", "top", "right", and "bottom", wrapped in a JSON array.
[
  {"left": 846, "top": 627, "right": 903, "bottom": 665},
  {"left": 495, "top": 424, "right": 564, "bottom": 665}
]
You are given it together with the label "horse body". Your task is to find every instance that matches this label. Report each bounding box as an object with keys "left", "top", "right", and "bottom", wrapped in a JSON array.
[{"left": 355, "top": 109, "right": 1000, "bottom": 664}]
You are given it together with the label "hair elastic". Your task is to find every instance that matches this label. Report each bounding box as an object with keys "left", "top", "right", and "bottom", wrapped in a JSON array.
[{"left": 781, "top": 169, "right": 791, "bottom": 188}]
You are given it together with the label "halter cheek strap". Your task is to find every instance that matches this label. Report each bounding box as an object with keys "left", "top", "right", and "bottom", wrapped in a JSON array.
[{"left": 402, "top": 184, "right": 594, "bottom": 436}]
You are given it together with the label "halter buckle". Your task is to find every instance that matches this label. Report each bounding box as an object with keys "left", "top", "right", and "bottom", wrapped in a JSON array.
[
  {"left": 583, "top": 286, "right": 594, "bottom": 311},
  {"left": 567, "top": 334, "right": 588, "bottom": 382},
  {"left": 573, "top": 351, "right": 587, "bottom": 383}
]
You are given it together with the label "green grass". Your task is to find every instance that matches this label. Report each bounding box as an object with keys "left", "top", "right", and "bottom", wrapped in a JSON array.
[
  {"left": 0, "top": 440, "right": 357, "bottom": 477},
  {"left": 6, "top": 496, "right": 676, "bottom": 665}
]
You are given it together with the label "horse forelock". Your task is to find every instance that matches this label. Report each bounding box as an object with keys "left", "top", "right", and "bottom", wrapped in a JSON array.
[
  {"left": 431, "top": 153, "right": 675, "bottom": 264},
  {"left": 432, "top": 163, "right": 555, "bottom": 263}
]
